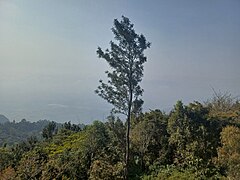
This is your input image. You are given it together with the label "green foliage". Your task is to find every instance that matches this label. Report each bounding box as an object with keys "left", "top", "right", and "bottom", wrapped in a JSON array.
[
  {"left": 217, "top": 126, "right": 240, "bottom": 179},
  {"left": 42, "top": 121, "right": 57, "bottom": 140},
  {"left": 89, "top": 159, "right": 124, "bottom": 180},
  {"left": 95, "top": 16, "right": 150, "bottom": 115},
  {"left": 0, "top": 147, "right": 14, "bottom": 171},
  {"left": 16, "top": 147, "right": 47, "bottom": 179},
  {"left": 62, "top": 121, "right": 82, "bottom": 132},
  {"left": 167, "top": 101, "right": 191, "bottom": 165},
  {"left": 131, "top": 110, "right": 169, "bottom": 172},
  {"left": 166, "top": 101, "right": 227, "bottom": 178},
  {"left": 142, "top": 164, "right": 225, "bottom": 180},
  {"left": 0, "top": 97, "right": 239, "bottom": 179}
]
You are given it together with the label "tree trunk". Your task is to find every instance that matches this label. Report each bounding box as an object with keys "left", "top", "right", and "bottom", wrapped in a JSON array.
[
  {"left": 124, "top": 91, "right": 132, "bottom": 180},
  {"left": 124, "top": 114, "right": 130, "bottom": 179}
]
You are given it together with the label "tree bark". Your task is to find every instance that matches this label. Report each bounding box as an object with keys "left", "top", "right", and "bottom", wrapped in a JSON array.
[{"left": 124, "top": 90, "right": 132, "bottom": 180}]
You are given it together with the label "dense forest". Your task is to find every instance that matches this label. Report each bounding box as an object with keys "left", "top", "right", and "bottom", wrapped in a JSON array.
[
  {"left": 0, "top": 92, "right": 240, "bottom": 179},
  {"left": 0, "top": 119, "right": 53, "bottom": 146}
]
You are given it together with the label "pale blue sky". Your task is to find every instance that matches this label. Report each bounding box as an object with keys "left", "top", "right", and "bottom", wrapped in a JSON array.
[{"left": 0, "top": 0, "right": 239, "bottom": 123}]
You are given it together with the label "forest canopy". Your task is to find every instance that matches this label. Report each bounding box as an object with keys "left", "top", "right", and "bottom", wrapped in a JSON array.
[{"left": 0, "top": 92, "right": 239, "bottom": 179}]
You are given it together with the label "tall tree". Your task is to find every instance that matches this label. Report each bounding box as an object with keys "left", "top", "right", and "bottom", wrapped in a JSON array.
[{"left": 95, "top": 16, "right": 150, "bottom": 179}]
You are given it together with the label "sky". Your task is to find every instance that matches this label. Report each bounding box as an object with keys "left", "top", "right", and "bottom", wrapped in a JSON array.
[{"left": 0, "top": 0, "right": 239, "bottom": 124}]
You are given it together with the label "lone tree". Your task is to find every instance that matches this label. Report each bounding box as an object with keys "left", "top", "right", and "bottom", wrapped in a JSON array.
[{"left": 95, "top": 16, "right": 150, "bottom": 179}]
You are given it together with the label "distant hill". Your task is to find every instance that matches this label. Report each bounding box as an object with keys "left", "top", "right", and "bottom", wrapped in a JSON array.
[
  {"left": 0, "top": 119, "right": 51, "bottom": 146},
  {"left": 0, "top": 119, "right": 84, "bottom": 146},
  {"left": 0, "top": 114, "right": 9, "bottom": 124}
]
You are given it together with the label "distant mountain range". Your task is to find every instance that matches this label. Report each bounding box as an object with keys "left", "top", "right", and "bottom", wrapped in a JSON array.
[{"left": 0, "top": 114, "right": 9, "bottom": 124}]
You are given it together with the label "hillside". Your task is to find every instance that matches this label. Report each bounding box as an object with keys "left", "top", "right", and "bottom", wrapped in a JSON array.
[
  {"left": 0, "top": 115, "right": 9, "bottom": 124},
  {"left": 0, "top": 119, "right": 50, "bottom": 146}
]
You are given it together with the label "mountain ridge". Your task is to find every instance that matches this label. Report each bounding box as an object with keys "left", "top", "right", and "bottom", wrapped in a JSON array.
[{"left": 0, "top": 114, "right": 9, "bottom": 124}]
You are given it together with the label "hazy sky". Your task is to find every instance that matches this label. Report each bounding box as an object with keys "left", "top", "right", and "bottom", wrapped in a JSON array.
[{"left": 0, "top": 0, "right": 239, "bottom": 123}]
